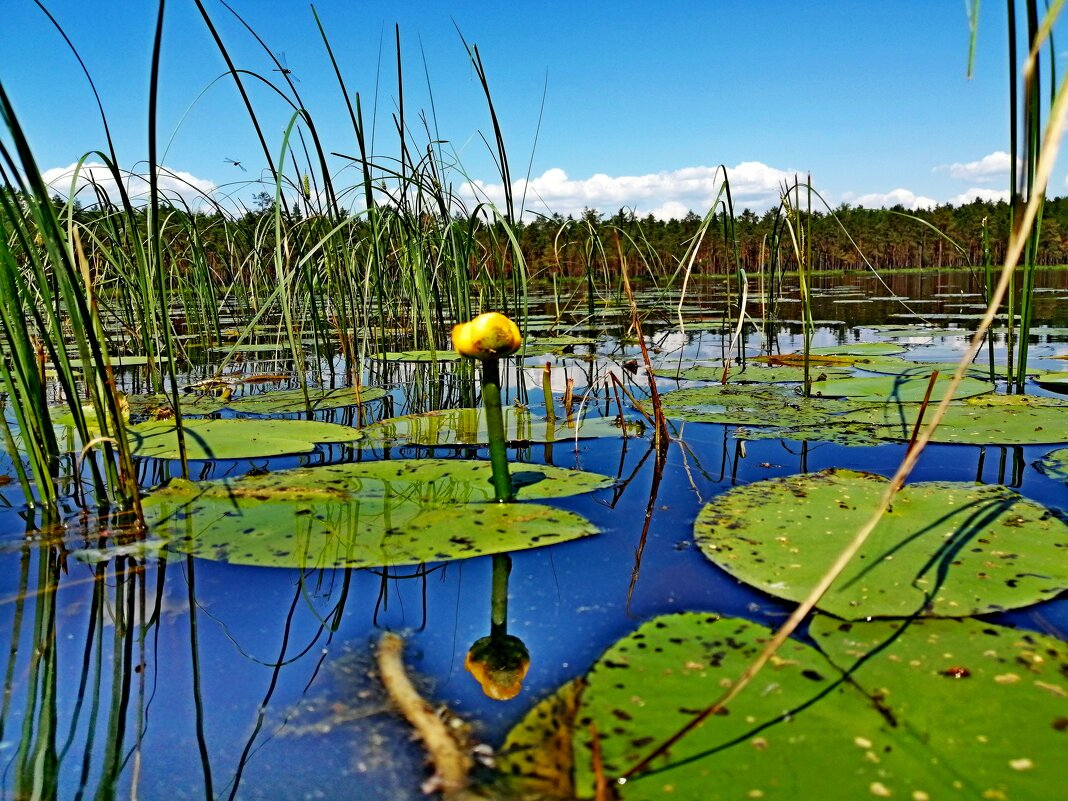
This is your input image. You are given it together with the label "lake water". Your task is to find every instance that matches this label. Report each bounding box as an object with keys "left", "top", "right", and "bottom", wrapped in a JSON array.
[{"left": 1, "top": 268, "right": 1066, "bottom": 799}]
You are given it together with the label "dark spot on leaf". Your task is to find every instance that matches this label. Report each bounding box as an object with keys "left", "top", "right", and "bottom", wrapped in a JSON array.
[{"left": 942, "top": 666, "right": 971, "bottom": 679}]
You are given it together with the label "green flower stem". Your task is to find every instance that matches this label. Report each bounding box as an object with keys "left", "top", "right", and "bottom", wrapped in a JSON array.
[
  {"left": 490, "top": 553, "right": 511, "bottom": 637},
  {"left": 481, "top": 358, "right": 513, "bottom": 502}
]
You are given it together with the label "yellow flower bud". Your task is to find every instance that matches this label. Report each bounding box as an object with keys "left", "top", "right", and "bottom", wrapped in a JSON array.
[{"left": 452, "top": 312, "right": 522, "bottom": 360}]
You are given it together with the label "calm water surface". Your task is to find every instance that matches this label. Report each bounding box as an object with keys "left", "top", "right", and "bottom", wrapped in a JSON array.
[{"left": 1, "top": 269, "right": 1067, "bottom": 799}]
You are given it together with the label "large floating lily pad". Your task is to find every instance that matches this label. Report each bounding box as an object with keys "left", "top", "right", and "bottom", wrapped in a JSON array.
[
  {"left": 694, "top": 468, "right": 1068, "bottom": 619},
  {"left": 809, "top": 616, "right": 1068, "bottom": 801},
  {"left": 667, "top": 365, "right": 853, "bottom": 384},
  {"left": 856, "top": 355, "right": 993, "bottom": 381},
  {"left": 809, "top": 342, "right": 907, "bottom": 356},
  {"left": 357, "top": 408, "right": 634, "bottom": 448},
  {"left": 809, "top": 374, "right": 992, "bottom": 402},
  {"left": 1034, "top": 372, "right": 1068, "bottom": 394},
  {"left": 126, "top": 392, "right": 231, "bottom": 417},
  {"left": 372, "top": 350, "right": 461, "bottom": 363},
  {"left": 128, "top": 418, "right": 360, "bottom": 460},
  {"left": 841, "top": 393, "right": 1068, "bottom": 445},
  {"left": 659, "top": 384, "right": 868, "bottom": 427},
  {"left": 142, "top": 459, "right": 612, "bottom": 568},
  {"left": 514, "top": 613, "right": 1068, "bottom": 801},
  {"left": 228, "top": 386, "right": 388, "bottom": 414}
]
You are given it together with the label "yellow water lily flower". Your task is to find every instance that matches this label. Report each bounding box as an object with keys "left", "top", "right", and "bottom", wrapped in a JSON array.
[{"left": 452, "top": 312, "right": 522, "bottom": 360}]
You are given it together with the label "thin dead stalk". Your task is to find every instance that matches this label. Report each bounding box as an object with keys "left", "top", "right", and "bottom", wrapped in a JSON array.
[{"left": 906, "top": 370, "right": 939, "bottom": 456}]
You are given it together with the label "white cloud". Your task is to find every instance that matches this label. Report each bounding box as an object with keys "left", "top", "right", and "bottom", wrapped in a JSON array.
[
  {"left": 936, "top": 151, "right": 1015, "bottom": 183},
  {"left": 459, "top": 161, "right": 797, "bottom": 220},
  {"left": 948, "top": 187, "right": 1010, "bottom": 204},
  {"left": 852, "top": 188, "right": 938, "bottom": 210},
  {"left": 42, "top": 162, "right": 217, "bottom": 209}
]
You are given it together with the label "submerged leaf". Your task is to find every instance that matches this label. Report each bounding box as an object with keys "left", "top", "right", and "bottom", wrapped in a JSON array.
[
  {"left": 694, "top": 468, "right": 1068, "bottom": 619},
  {"left": 494, "top": 679, "right": 584, "bottom": 799}
]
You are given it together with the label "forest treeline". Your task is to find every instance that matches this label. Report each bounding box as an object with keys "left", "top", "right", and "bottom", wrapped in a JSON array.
[
  {"left": 530, "top": 196, "right": 1068, "bottom": 278},
  {"left": 27, "top": 191, "right": 1068, "bottom": 285}
]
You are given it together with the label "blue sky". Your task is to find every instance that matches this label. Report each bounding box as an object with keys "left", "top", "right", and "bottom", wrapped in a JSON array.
[{"left": 0, "top": 1, "right": 1054, "bottom": 219}]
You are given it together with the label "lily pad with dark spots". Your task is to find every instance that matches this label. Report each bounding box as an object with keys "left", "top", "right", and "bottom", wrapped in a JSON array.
[
  {"left": 854, "top": 355, "right": 993, "bottom": 381},
  {"left": 840, "top": 393, "right": 1068, "bottom": 445},
  {"left": 142, "top": 459, "right": 612, "bottom": 568},
  {"left": 512, "top": 612, "right": 1068, "bottom": 801},
  {"left": 126, "top": 392, "right": 231, "bottom": 417},
  {"left": 809, "top": 616, "right": 1068, "bottom": 801},
  {"left": 659, "top": 384, "right": 869, "bottom": 427},
  {"left": 694, "top": 468, "right": 1068, "bottom": 619},
  {"left": 128, "top": 418, "right": 360, "bottom": 460},
  {"left": 808, "top": 342, "right": 907, "bottom": 356},
  {"left": 809, "top": 374, "right": 992, "bottom": 402},
  {"left": 228, "top": 386, "right": 388, "bottom": 414},
  {"left": 373, "top": 350, "right": 462, "bottom": 363},
  {"left": 665, "top": 364, "right": 853, "bottom": 384}
]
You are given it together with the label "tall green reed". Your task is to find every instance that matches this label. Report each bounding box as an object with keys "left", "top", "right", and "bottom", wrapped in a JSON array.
[{"left": 0, "top": 90, "right": 140, "bottom": 513}]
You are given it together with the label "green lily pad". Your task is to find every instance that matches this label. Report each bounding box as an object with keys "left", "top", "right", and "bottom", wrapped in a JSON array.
[
  {"left": 694, "top": 468, "right": 1068, "bottom": 619},
  {"left": 522, "top": 613, "right": 1068, "bottom": 801},
  {"left": 862, "top": 325, "right": 970, "bottom": 337},
  {"left": 841, "top": 393, "right": 1068, "bottom": 445},
  {"left": 227, "top": 386, "right": 388, "bottom": 414},
  {"left": 373, "top": 350, "right": 461, "bottom": 362},
  {"left": 659, "top": 384, "right": 867, "bottom": 427},
  {"left": 357, "top": 408, "right": 635, "bottom": 448},
  {"left": 857, "top": 355, "right": 994, "bottom": 381},
  {"left": 142, "top": 459, "right": 611, "bottom": 568},
  {"left": 1035, "top": 447, "right": 1068, "bottom": 482},
  {"left": 735, "top": 422, "right": 891, "bottom": 447},
  {"left": 809, "top": 374, "right": 992, "bottom": 402},
  {"left": 61, "top": 354, "right": 170, "bottom": 369},
  {"left": 809, "top": 616, "right": 1068, "bottom": 801},
  {"left": 809, "top": 343, "right": 907, "bottom": 356},
  {"left": 569, "top": 613, "right": 845, "bottom": 797},
  {"left": 495, "top": 680, "right": 583, "bottom": 799},
  {"left": 128, "top": 418, "right": 360, "bottom": 460},
  {"left": 126, "top": 392, "right": 231, "bottom": 416},
  {"left": 667, "top": 365, "right": 853, "bottom": 384},
  {"left": 1034, "top": 372, "right": 1068, "bottom": 394}
]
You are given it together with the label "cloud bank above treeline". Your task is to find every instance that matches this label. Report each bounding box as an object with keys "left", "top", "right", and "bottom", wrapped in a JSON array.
[{"left": 41, "top": 150, "right": 1023, "bottom": 220}]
